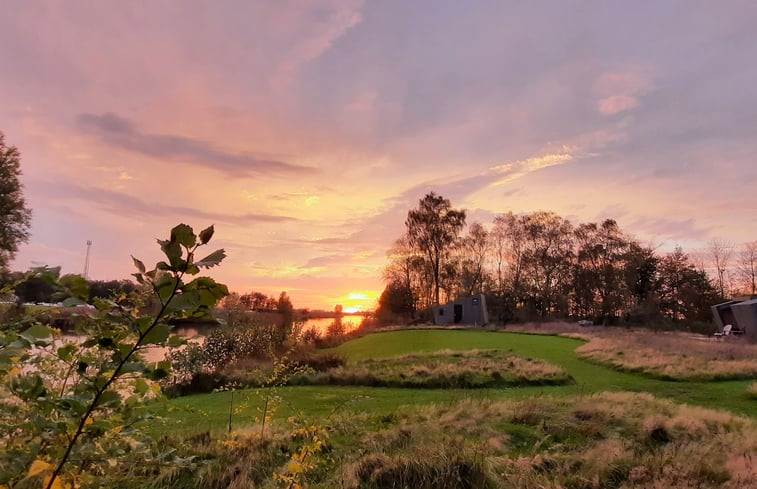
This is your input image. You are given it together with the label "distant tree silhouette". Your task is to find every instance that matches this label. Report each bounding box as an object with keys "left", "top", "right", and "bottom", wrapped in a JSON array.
[
  {"left": 383, "top": 197, "right": 726, "bottom": 328},
  {"left": 376, "top": 279, "right": 416, "bottom": 323},
  {"left": 405, "top": 192, "right": 466, "bottom": 305},
  {"left": 737, "top": 241, "right": 757, "bottom": 295},
  {"left": 88, "top": 279, "right": 138, "bottom": 301},
  {"left": 706, "top": 238, "right": 734, "bottom": 299}
]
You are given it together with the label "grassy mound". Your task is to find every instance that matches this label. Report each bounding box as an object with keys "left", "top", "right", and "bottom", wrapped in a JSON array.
[
  {"left": 295, "top": 349, "right": 572, "bottom": 388},
  {"left": 576, "top": 334, "right": 757, "bottom": 381}
]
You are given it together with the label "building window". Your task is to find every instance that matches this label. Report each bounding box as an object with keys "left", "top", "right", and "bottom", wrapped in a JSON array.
[{"left": 438, "top": 308, "right": 444, "bottom": 315}]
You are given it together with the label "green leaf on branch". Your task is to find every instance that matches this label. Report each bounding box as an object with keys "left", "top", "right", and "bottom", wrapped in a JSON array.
[
  {"left": 155, "top": 275, "right": 180, "bottom": 302},
  {"left": 131, "top": 256, "right": 146, "bottom": 273},
  {"left": 167, "top": 334, "right": 186, "bottom": 347},
  {"left": 56, "top": 397, "right": 87, "bottom": 416},
  {"left": 19, "top": 324, "right": 53, "bottom": 346},
  {"left": 170, "top": 223, "right": 196, "bottom": 248},
  {"left": 134, "top": 317, "right": 153, "bottom": 335},
  {"left": 57, "top": 343, "right": 78, "bottom": 362},
  {"left": 94, "top": 374, "right": 109, "bottom": 390},
  {"left": 147, "top": 361, "right": 171, "bottom": 380},
  {"left": 198, "top": 225, "right": 214, "bottom": 244},
  {"left": 142, "top": 323, "right": 171, "bottom": 345},
  {"left": 97, "top": 390, "right": 122, "bottom": 407},
  {"left": 165, "top": 291, "right": 200, "bottom": 313},
  {"left": 182, "top": 277, "right": 229, "bottom": 307},
  {"left": 134, "top": 378, "right": 150, "bottom": 395},
  {"left": 118, "top": 342, "right": 135, "bottom": 358},
  {"left": 121, "top": 362, "right": 146, "bottom": 374},
  {"left": 11, "top": 374, "right": 46, "bottom": 400},
  {"left": 158, "top": 239, "right": 183, "bottom": 268},
  {"left": 23, "top": 323, "right": 53, "bottom": 340},
  {"left": 195, "top": 249, "right": 226, "bottom": 269}
]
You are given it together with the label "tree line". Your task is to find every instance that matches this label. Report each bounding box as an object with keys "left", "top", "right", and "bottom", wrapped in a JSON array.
[{"left": 378, "top": 192, "right": 753, "bottom": 330}]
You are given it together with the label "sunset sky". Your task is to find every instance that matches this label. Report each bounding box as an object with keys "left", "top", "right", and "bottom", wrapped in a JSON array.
[{"left": 2, "top": 1, "right": 756, "bottom": 311}]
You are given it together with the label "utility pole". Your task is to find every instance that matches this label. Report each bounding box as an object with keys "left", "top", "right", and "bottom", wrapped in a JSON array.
[{"left": 83, "top": 240, "right": 92, "bottom": 279}]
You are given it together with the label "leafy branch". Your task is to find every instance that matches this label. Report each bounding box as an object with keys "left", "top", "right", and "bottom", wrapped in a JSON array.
[{"left": 0, "top": 224, "right": 227, "bottom": 489}]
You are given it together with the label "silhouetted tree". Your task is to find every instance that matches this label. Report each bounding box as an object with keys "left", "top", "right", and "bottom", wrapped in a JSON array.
[
  {"left": 376, "top": 279, "right": 416, "bottom": 323},
  {"left": 623, "top": 242, "right": 659, "bottom": 320},
  {"left": 572, "top": 219, "right": 631, "bottom": 322},
  {"left": 706, "top": 238, "right": 734, "bottom": 299},
  {"left": 405, "top": 192, "right": 466, "bottom": 305},
  {"left": 14, "top": 266, "right": 61, "bottom": 303},
  {"left": 489, "top": 212, "right": 528, "bottom": 322},
  {"left": 737, "top": 241, "right": 757, "bottom": 296},
  {"left": 88, "top": 279, "right": 138, "bottom": 301},
  {"left": 456, "top": 222, "right": 490, "bottom": 297},
  {"left": 520, "top": 211, "right": 574, "bottom": 317},
  {"left": 655, "top": 247, "right": 718, "bottom": 322},
  {"left": 384, "top": 235, "right": 429, "bottom": 311},
  {"left": 0, "top": 132, "right": 32, "bottom": 272}
]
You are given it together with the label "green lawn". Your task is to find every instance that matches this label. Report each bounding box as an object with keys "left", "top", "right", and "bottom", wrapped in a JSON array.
[{"left": 162, "top": 329, "right": 756, "bottom": 436}]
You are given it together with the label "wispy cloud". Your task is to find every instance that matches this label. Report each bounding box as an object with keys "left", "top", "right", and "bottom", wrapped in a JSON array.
[
  {"left": 629, "top": 216, "right": 711, "bottom": 242},
  {"left": 76, "top": 112, "right": 315, "bottom": 177},
  {"left": 38, "top": 181, "right": 299, "bottom": 225},
  {"left": 268, "top": 0, "right": 364, "bottom": 90},
  {"left": 490, "top": 152, "right": 574, "bottom": 186}
]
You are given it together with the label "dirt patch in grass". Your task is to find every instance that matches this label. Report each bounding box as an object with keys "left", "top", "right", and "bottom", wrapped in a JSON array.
[
  {"left": 575, "top": 333, "right": 757, "bottom": 381},
  {"left": 292, "top": 349, "right": 572, "bottom": 388}
]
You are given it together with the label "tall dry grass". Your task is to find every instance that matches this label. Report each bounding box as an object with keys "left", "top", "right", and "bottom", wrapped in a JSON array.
[
  {"left": 294, "top": 349, "right": 572, "bottom": 388},
  {"left": 338, "top": 392, "right": 757, "bottom": 489},
  {"left": 575, "top": 333, "right": 757, "bottom": 381},
  {"left": 94, "top": 392, "right": 756, "bottom": 488}
]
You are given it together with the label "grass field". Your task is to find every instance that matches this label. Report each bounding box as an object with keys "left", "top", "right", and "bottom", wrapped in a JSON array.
[
  {"left": 161, "top": 330, "right": 756, "bottom": 437},
  {"left": 296, "top": 349, "right": 572, "bottom": 388}
]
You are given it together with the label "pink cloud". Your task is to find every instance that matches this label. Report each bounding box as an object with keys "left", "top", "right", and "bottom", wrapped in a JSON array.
[
  {"left": 594, "top": 69, "right": 654, "bottom": 115},
  {"left": 598, "top": 94, "right": 640, "bottom": 115}
]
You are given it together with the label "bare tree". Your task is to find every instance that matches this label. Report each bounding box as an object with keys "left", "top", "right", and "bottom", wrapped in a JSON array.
[
  {"left": 490, "top": 212, "right": 528, "bottom": 321},
  {"left": 456, "top": 222, "right": 490, "bottom": 296},
  {"left": 707, "top": 238, "right": 734, "bottom": 298},
  {"left": 736, "top": 241, "right": 757, "bottom": 296}
]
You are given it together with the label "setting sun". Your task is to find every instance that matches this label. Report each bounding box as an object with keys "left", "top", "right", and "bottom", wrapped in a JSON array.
[{"left": 336, "top": 291, "right": 379, "bottom": 314}]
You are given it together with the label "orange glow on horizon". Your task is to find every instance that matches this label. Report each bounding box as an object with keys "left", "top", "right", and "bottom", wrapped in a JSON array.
[{"left": 334, "top": 291, "right": 379, "bottom": 313}]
